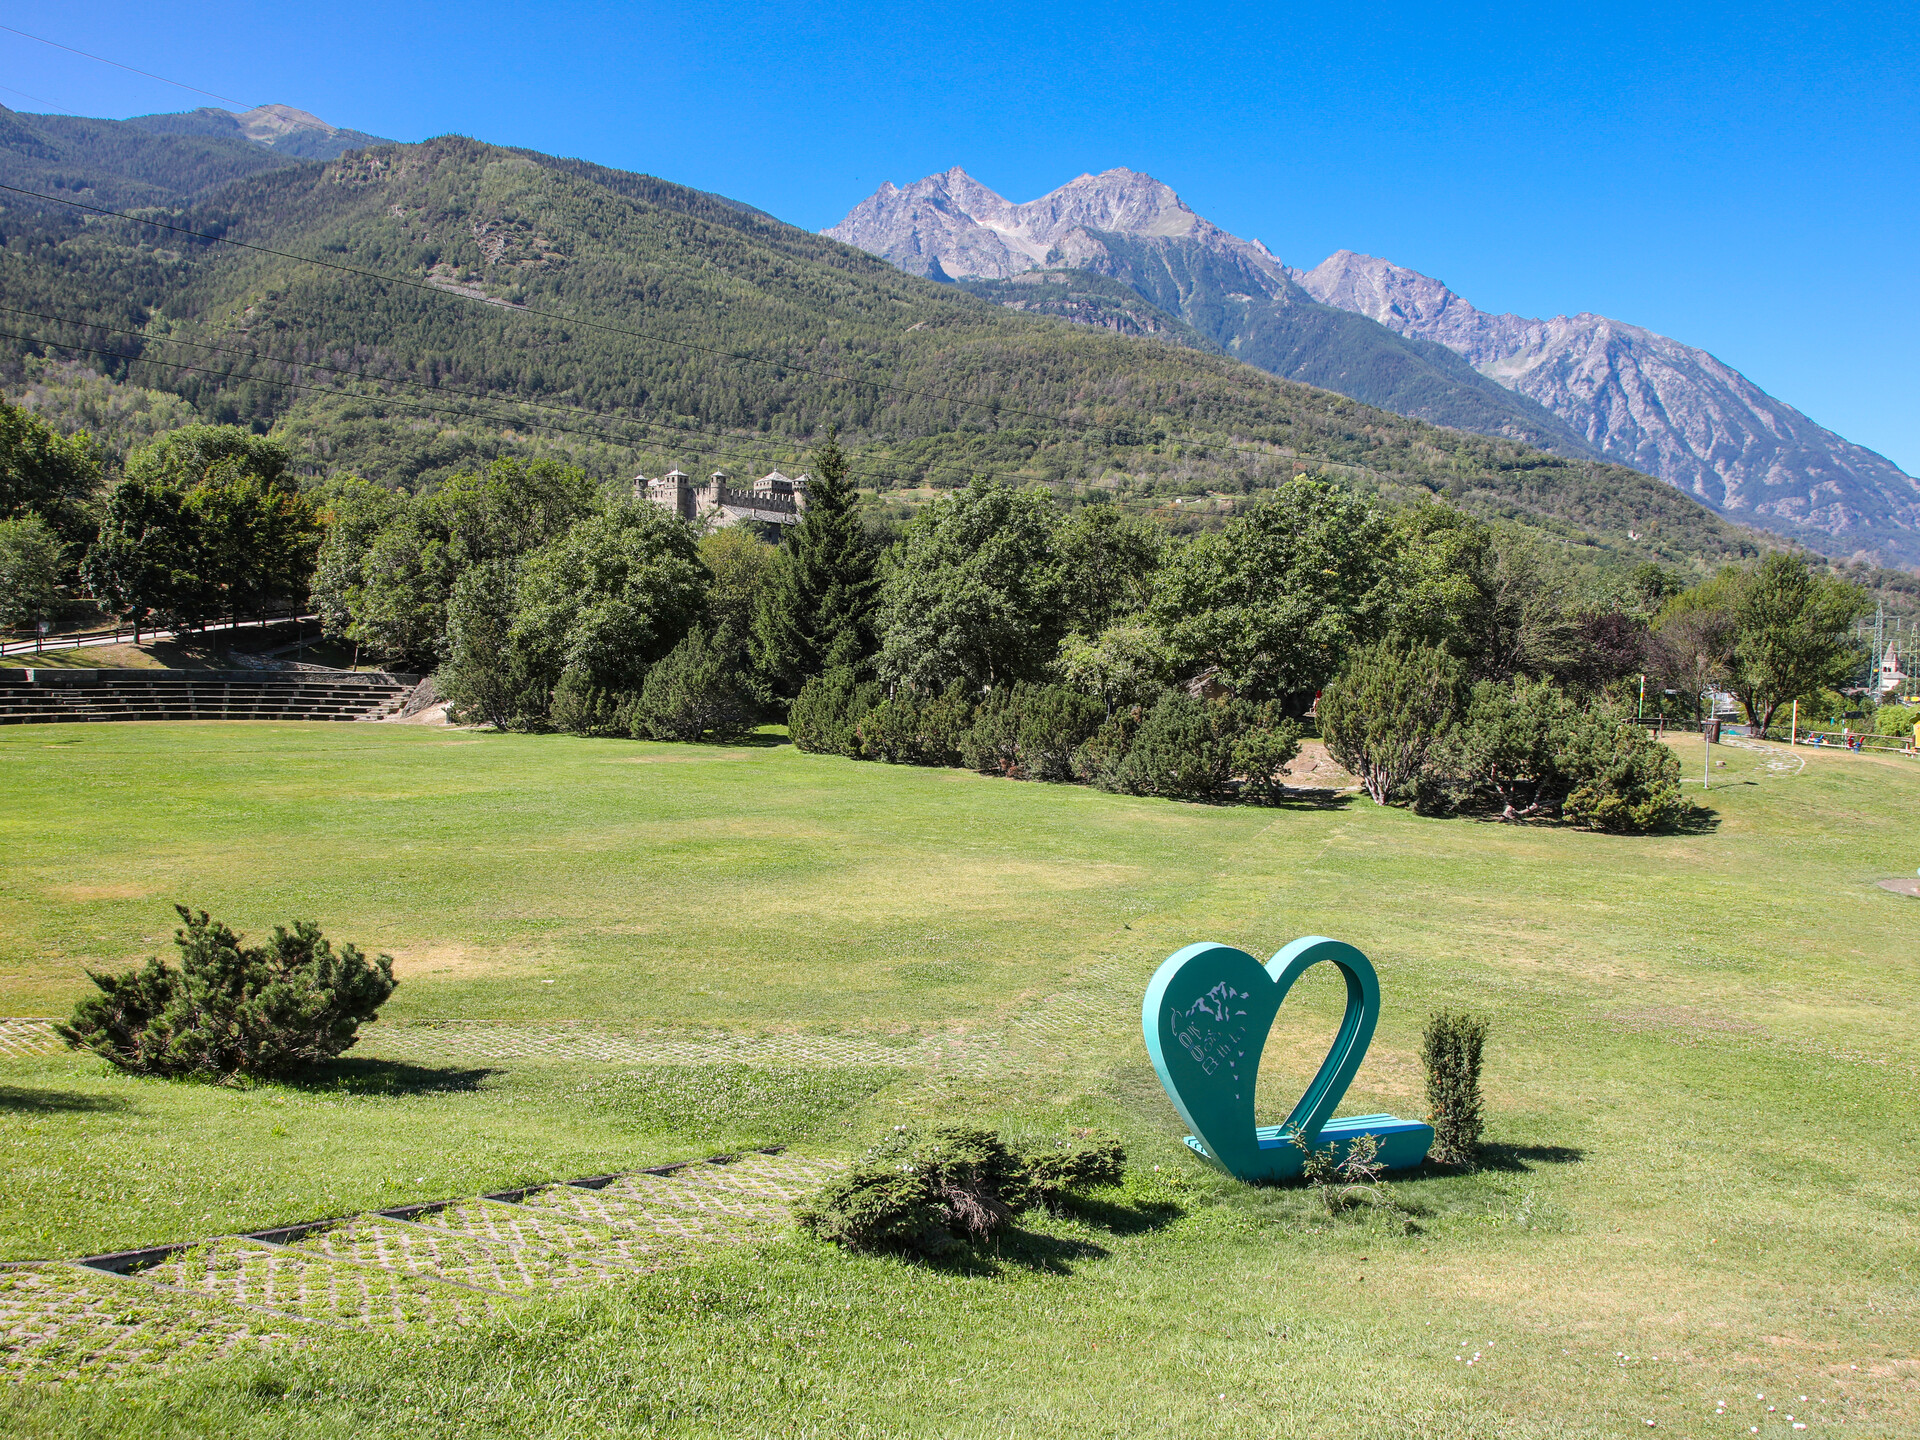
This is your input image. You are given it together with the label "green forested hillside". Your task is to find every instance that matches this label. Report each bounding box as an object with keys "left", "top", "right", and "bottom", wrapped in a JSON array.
[
  {"left": 0, "top": 105, "right": 304, "bottom": 209},
  {"left": 0, "top": 131, "right": 1772, "bottom": 572},
  {"left": 1063, "top": 230, "right": 1604, "bottom": 461}
]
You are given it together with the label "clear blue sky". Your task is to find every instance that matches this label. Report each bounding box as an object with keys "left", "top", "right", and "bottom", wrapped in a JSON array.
[{"left": 10, "top": 2, "right": 1918, "bottom": 474}]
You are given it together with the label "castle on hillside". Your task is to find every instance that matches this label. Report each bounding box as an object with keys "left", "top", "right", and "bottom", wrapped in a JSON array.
[{"left": 636, "top": 470, "right": 810, "bottom": 528}]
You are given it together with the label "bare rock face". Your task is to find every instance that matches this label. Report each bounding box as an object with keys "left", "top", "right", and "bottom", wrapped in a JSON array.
[
  {"left": 823, "top": 166, "right": 1286, "bottom": 286},
  {"left": 1296, "top": 251, "right": 1920, "bottom": 566},
  {"left": 823, "top": 169, "right": 1596, "bottom": 459}
]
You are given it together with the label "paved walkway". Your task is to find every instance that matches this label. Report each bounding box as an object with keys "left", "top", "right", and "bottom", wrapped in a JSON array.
[{"left": 2, "top": 1150, "right": 841, "bottom": 1380}]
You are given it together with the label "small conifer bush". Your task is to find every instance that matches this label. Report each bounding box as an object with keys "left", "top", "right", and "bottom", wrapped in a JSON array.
[
  {"left": 796, "top": 1125, "right": 1126, "bottom": 1255},
  {"left": 1422, "top": 1010, "right": 1489, "bottom": 1164},
  {"left": 58, "top": 906, "right": 397, "bottom": 1083}
]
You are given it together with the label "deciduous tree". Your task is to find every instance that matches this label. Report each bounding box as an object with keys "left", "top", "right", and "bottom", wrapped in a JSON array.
[{"left": 1150, "top": 480, "right": 1392, "bottom": 700}]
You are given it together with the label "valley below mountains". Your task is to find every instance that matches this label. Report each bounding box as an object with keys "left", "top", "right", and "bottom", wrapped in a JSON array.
[{"left": 829, "top": 168, "right": 1920, "bottom": 569}]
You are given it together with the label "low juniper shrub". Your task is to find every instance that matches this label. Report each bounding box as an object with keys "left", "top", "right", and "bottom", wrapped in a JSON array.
[
  {"left": 1421, "top": 1009, "right": 1489, "bottom": 1164},
  {"left": 58, "top": 905, "right": 397, "bottom": 1084},
  {"left": 795, "top": 1125, "right": 1127, "bottom": 1256}
]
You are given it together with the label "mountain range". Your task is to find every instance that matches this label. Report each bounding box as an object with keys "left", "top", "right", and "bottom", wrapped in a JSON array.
[
  {"left": 827, "top": 168, "right": 1600, "bottom": 462},
  {"left": 0, "top": 101, "right": 1900, "bottom": 605},
  {"left": 827, "top": 168, "right": 1920, "bottom": 569}
]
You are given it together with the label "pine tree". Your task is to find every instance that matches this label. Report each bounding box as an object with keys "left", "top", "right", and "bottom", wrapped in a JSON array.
[{"left": 750, "top": 431, "right": 879, "bottom": 696}]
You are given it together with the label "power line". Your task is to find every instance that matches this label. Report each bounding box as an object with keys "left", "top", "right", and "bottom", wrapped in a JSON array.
[
  {"left": 0, "top": 300, "right": 836, "bottom": 477},
  {"left": 0, "top": 25, "right": 253, "bottom": 108}
]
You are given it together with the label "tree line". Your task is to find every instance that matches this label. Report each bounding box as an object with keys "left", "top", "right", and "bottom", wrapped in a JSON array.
[
  {"left": 301, "top": 430, "right": 1871, "bottom": 831},
  {"left": 0, "top": 400, "right": 1876, "bottom": 834}
]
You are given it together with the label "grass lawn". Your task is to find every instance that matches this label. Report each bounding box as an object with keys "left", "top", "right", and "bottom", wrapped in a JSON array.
[{"left": 2, "top": 722, "right": 1916, "bottom": 1437}]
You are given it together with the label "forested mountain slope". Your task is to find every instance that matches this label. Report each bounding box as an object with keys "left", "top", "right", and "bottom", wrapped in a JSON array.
[
  {"left": 126, "top": 104, "right": 392, "bottom": 161},
  {"left": 0, "top": 132, "right": 1777, "bottom": 572},
  {"left": 0, "top": 104, "right": 307, "bottom": 210}
]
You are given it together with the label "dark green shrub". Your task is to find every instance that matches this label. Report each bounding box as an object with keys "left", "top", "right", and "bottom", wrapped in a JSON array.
[
  {"left": 58, "top": 906, "right": 397, "bottom": 1083},
  {"left": 959, "top": 688, "right": 1023, "bottom": 775},
  {"left": 1557, "top": 706, "right": 1688, "bottom": 833},
  {"left": 857, "top": 683, "right": 975, "bottom": 765},
  {"left": 1115, "top": 692, "right": 1240, "bottom": 798},
  {"left": 1437, "top": 676, "right": 1578, "bottom": 820},
  {"left": 795, "top": 1125, "right": 1127, "bottom": 1255},
  {"left": 1020, "top": 1133, "right": 1126, "bottom": 1208},
  {"left": 790, "top": 666, "right": 880, "bottom": 755},
  {"left": 1421, "top": 1010, "right": 1488, "bottom": 1165},
  {"left": 1015, "top": 685, "right": 1106, "bottom": 782},
  {"left": 630, "top": 629, "right": 756, "bottom": 741},
  {"left": 549, "top": 668, "right": 632, "bottom": 737},
  {"left": 1318, "top": 641, "right": 1466, "bottom": 804},
  {"left": 1071, "top": 706, "right": 1145, "bottom": 790},
  {"left": 1231, "top": 704, "right": 1303, "bottom": 804}
]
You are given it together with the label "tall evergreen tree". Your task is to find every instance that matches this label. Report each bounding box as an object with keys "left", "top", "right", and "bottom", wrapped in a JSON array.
[{"left": 750, "top": 432, "right": 879, "bottom": 696}]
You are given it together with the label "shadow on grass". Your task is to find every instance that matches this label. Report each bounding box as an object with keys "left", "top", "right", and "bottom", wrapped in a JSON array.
[
  {"left": 930, "top": 1227, "right": 1111, "bottom": 1277},
  {"left": 718, "top": 732, "right": 789, "bottom": 749},
  {"left": 1471, "top": 1142, "right": 1586, "bottom": 1173},
  {"left": 1048, "top": 1192, "right": 1184, "bottom": 1236},
  {"left": 1262, "top": 789, "right": 1357, "bottom": 811},
  {"left": 0, "top": 1085, "right": 130, "bottom": 1114},
  {"left": 288, "top": 1058, "right": 500, "bottom": 1096},
  {"left": 1668, "top": 805, "right": 1720, "bottom": 835}
]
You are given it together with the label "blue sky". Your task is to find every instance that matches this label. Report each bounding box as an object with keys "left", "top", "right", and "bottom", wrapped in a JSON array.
[{"left": 9, "top": 2, "right": 1918, "bottom": 473}]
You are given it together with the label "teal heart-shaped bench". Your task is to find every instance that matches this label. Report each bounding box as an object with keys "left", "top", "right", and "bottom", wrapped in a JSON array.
[{"left": 1142, "top": 936, "right": 1432, "bottom": 1182}]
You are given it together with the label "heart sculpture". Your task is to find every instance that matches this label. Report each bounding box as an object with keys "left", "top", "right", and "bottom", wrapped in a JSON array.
[{"left": 1141, "top": 936, "right": 1433, "bottom": 1182}]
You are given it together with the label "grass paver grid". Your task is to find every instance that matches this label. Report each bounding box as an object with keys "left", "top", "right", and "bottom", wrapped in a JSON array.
[
  {"left": 398, "top": 1199, "right": 670, "bottom": 1276},
  {"left": 665, "top": 1153, "right": 847, "bottom": 1204},
  {"left": 129, "top": 1238, "right": 504, "bottom": 1328},
  {"left": 285, "top": 1215, "right": 619, "bottom": 1295},
  {"left": 522, "top": 1180, "right": 768, "bottom": 1243},
  {"left": 0, "top": 1263, "right": 289, "bottom": 1378},
  {"left": 3, "top": 1148, "right": 845, "bottom": 1376},
  {"left": 0, "top": 1021, "right": 62, "bottom": 1059}
]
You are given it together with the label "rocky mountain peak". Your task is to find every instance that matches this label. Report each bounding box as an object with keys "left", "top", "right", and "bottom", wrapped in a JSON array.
[
  {"left": 1295, "top": 251, "right": 1472, "bottom": 330},
  {"left": 824, "top": 166, "right": 1276, "bottom": 282}
]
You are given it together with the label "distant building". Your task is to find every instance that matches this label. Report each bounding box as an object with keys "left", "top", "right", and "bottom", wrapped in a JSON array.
[
  {"left": 1872, "top": 642, "right": 1905, "bottom": 700},
  {"left": 636, "top": 470, "right": 810, "bottom": 528}
]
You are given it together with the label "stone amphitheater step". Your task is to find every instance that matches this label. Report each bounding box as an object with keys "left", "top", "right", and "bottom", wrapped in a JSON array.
[
  {"left": 0, "top": 668, "right": 416, "bottom": 725},
  {"left": 3, "top": 1150, "right": 843, "bottom": 1379}
]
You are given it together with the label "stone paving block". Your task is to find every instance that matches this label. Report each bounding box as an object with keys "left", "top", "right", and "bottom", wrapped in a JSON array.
[
  {"left": 129, "top": 1238, "right": 500, "bottom": 1328},
  {"left": 0, "top": 1263, "right": 287, "bottom": 1378}
]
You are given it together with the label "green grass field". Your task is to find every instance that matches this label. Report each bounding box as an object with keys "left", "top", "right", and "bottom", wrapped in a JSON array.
[{"left": 2, "top": 722, "right": 1916, "bottom": 1438}]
